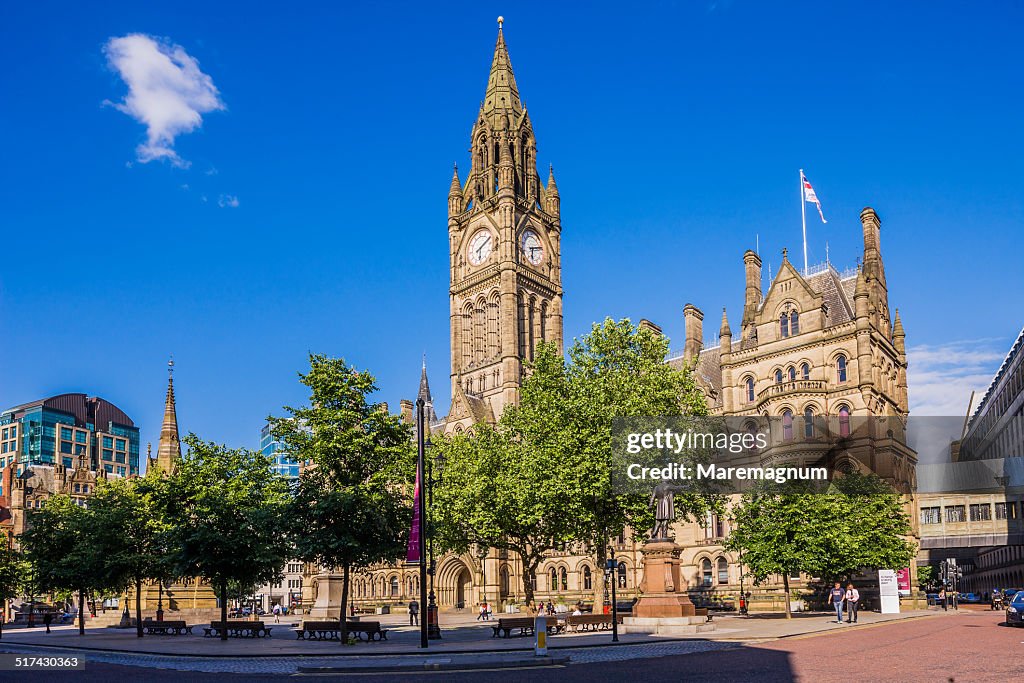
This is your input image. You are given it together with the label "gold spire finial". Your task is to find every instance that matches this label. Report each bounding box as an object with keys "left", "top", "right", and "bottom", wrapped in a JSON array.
[{"left": 497, "top": 16, "right": 504, "bottom": 29}]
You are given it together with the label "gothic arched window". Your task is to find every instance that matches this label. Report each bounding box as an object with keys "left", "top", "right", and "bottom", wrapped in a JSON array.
[
  {"left": 775, "top": 369, "right": 783, "bottom": 384},
  {"left": 780, "top": 313, "right": 789, "bottom": 338},
  {"left": 782, "top": 409, "right": 794, "bottom": 441},
  {"left": 390, "top": 576, "right": 399, "bottom": 597},
  {"left": 837, "top": 355, "right": 848, "bottom": 383},
  {"left": 801, "top": 362, "right": 810, "bottom": 380},
  {"left": 583, "top": 565, "right": 592, "bottom": 590},
  {"left": 550, "top": 567, "right": 557, "bottom": 591},
  {"left": 790, "top": 311, "right": 800, "bottom": 335},
  {"left": 702, "top": 559, "right": 713, "bottom": 587},
  {"left": 838, "top": 405, "right": 851, "bottom": 437},
  {"left": 745, "top": 377, "right": 755, "bottom": 403},
  {"left": 788, "top": 366, "right": 796, "bottom": 381},
  {"left": 717, "top": 557, "right": 729, "bottom": 584},
  {"left": 804, "top": 407, "right": 815, "bottom": 438},
  {"left": 560, "top": 567, "right": 568, "bottom": 591}
]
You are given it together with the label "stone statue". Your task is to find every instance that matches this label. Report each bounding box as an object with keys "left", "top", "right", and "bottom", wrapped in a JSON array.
[{"left": 650, "top": 481, "right": 684, "bottom": 539}]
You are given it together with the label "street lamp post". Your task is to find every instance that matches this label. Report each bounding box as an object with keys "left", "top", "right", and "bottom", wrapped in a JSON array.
[
  {"left": 416, "top": 398, "right": 429, "bottom": 649},
  {"left": 606, "top": 546, "right": 619, "bottom": 642},
  {"left": 426, "top": 438, "right": 442, "bottom": 639}
]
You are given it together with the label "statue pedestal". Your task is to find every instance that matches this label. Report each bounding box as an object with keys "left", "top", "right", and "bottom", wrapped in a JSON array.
[
  {"left": 309, "top": 573, "right": 347, "bottom": 618},
  {"left": 633, "top": 539, "right": 704, "bottom": 619}
]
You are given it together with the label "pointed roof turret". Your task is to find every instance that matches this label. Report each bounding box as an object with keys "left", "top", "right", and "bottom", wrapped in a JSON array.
[
  {"left": 481, "top": 17, "right": 522, "bottom": 128},
  {"left": 719, "top": 307, "right": 732, "bottom": 338},
  {"left": 546, "top": 164, "right": 558, "bottom": 194},
  {"left": 893, "top": 309, "right": 905, "bottom": 337},
  {"left": 152, "top": 357, "right": 182, "bottom": 475},
  {"left": 449, "top": 164, "right": 462, "bottom": 195}
]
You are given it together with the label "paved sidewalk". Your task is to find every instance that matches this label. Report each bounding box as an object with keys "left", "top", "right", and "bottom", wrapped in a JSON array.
[{"left": 0, "top": 608, "right": 949, "bottom": 674}]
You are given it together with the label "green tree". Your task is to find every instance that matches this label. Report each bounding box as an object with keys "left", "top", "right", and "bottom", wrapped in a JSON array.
[
  {"left": 432, "top": 420, "right": 578, "bottom": 607},
  {"left": 89, "top": 473, "right": 170, "bottom": 637},
  {"left": 20, "top": 495, "right": 106, "bottom": 635},
  {"left": 727, "top": 474, "right": 916, "bottom": 618},
  {"left": 559, "top": 319, "right": 714, "bottom": 607},
  {"left": 435, "top": 320, "right": 716, "bottom": 608},
  {"left": 0, "top": 544, "right": 27, "bottom": 639},
  {"left": 270, "top": 354, "right": 413, "bottom": 644},
  {"left": 163, "top": 434, "right": 291, "bottom": 640}
]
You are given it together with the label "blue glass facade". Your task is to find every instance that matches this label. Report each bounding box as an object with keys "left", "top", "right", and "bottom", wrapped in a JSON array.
[
  {"left": 0, "top": 394, "right": 141, "bottom": 486},
  {"left": 261, "top": 422, "right": 298, "bottom": 482}
]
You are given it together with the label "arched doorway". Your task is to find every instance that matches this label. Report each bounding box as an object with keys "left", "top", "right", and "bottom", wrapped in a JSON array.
[
  {"left": 455, "top": 566, "right": 472, "bottom": 608},
  {"left": 436, "top": 558, "right": 476, "bottom": 608}
]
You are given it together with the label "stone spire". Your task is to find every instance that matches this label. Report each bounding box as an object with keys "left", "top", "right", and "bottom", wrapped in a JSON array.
[
  {"left": 892, "top": 309, "right": 906, "bottom": 352},
  {"left": 152, "top": 357, "right": 182, "bottom": 475},
  {"left": 418, "top": 354, "right": 433, "bottom": 405},
  {"left": 482, "top": 17, "right": 522, "bottom": 128}
]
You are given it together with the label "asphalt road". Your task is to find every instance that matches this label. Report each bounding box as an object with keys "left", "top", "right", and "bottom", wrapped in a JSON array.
[{"left": 4, "top": 610, "right": 1018, "bottom": 682}]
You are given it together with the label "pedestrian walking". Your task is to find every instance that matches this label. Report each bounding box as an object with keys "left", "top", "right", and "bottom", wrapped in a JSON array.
[
  {"left": 272, "top": 603, "right": 281, "bottom": 623},
  {"left": 477, "top": 602, "right": 487, "bottom": 621},
  {"left": 43, "top": 611, "right": 53, "bottom": 634},
  {"left": 829, "top": 582, "right": 845, "bottom": 623},
  {"left": 845, "top": 583, "right": 860, "bottom": 623},
  {"left": 938, "top": 588, "right": 947, "bottom": 611},
  {"left": 409, "top": 599, "right": 419, "bottom": 626},
  {"left": 546, "top": 600, "right": 554, "bottom": 615}
]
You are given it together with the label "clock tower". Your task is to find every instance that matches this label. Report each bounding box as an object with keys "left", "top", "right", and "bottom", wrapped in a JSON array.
[{"left": 445, "top": 19, "right": 563, "bottom": 431}]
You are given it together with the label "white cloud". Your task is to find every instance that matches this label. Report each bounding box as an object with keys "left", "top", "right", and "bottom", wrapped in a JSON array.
[
  {"left": 104, "top": 34, "right": 224, "bottom": 167},
  {"left": 907, "top": 339, "right": 1005, "bottom": 416},
  {"left": 218, "top": 194, "right": 239, "bottom": 208}
]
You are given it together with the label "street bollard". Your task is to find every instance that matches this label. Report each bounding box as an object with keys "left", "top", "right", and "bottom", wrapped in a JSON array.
[{"left": 534, "top": 614, "right": 547, "bottom": 656}]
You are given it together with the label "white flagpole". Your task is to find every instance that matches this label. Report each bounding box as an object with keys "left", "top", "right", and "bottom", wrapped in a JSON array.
[{"left": 800, "top": 169, "right": 808, "bottom": 275}]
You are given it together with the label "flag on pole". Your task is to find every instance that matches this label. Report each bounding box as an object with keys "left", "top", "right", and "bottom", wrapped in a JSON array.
[
  {"left": 406, "top": 470, "right": 422, "bottom": 563},
  {"left": 801, "top": 171, "right": 827, "bottom": 223}
]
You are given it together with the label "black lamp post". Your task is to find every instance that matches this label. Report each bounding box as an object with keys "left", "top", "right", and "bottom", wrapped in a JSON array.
[
  {"left": 156, "top": 579, "right": 166, "bottom": 622},
  {"left": 606, "top": 546, "right": 619, "bottom": 642},
  {"left": 416, "top": 398, "right": 429, "bottom": 649},
  {"left": 425, "top": 437, "right": 442, "bottom": 639}
]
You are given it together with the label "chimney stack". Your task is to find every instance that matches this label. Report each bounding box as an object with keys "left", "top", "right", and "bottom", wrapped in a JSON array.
[
  {"left": 683, "top": 304, "right": 704, "bottom": 362},
  {"left": 742, "top": 250, "right": 762, "bottom": 331},
  {"left": 399, "top": 399, "right": 414, "bottom": 425}
]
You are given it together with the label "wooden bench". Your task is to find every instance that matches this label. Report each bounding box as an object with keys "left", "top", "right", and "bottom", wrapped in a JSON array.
[
  {"left": 292, "top": 620, "right": 388, "bottom": 642},
  {"left": 203, "top": 620, "right": 272, "bottom": 638},
  {"left": 142, "top": 619, "right": 193, "bottom": 635},
  {"left": 490, "top": 616, "right": 562, "bottom": 638},
  {"left": 566, "top": 613, "right": 614, "bottom": 632}
]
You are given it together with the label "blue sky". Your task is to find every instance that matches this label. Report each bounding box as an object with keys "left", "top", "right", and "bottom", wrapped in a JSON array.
[{"left": 1, "top": 1, "right": 1021, "bottom": 452}]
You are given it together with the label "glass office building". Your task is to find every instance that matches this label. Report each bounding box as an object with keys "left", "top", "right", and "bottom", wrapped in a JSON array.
[
  {"left": 261, "top": 422, "right": 298, "bottom": 482},
  {"left": 0, "top": 393, "right": 141, "bottom": 479}
]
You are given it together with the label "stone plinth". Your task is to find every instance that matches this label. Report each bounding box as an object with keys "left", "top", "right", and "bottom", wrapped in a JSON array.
[
  {"left": 621, "top": 615, "right": 715, "bottom": 635},
  {"left": 633, "top": 539, "right": 705, "bottom": 620},
  {"left": 309, "top": 573, "right": 347, "bottom": 618}
]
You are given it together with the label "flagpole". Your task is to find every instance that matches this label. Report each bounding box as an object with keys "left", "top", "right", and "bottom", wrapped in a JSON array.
[{"left": 800, "top": 169, "right": 808, "bottom": 275}]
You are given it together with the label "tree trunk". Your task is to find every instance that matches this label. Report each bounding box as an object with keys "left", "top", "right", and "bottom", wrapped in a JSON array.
[
  {"left": 339, "top": 564, "right": 350, "bottom": 645},
  {"left": 521, "top": 555, "right": 537, "bottom": 608},
  {"left": 783, "top": 573, "right": 792, "bottom": 619},
  {"left": 220, "top": 580, "right": 228, "bottom": 641},
  {"left": 136, "top": 579, "right": 144, "bottom": 638},
  {"left": 593, "top": 545, "right": 608, "bottom": 612},
  {"left": 78, "top": 589, "right": 86, "bottom": 635}
]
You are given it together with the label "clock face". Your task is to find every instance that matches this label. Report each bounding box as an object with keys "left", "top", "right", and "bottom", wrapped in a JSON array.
[
  {"left": 521, "top": 229, "right": 543, "bottom": 265},
  {"left": 468, "top": 229, "right": 493, "bottom": 265}
]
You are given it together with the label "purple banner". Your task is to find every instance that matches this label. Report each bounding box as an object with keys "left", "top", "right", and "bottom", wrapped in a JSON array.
[{"left": 406, "top": 470, "right": 421, "bottom": 563}]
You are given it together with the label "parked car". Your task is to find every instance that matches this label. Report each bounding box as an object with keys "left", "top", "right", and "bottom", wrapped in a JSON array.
[
  {"left": 959, "top": 592, "right": 980, "bottom": 604},
  {"left": 1005, "top": 591, "right": 1024, "bottom": 627}
]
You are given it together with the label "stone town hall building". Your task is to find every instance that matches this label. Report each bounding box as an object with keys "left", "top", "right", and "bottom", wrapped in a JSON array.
[{"left": 333, "top": 21, "right": 916, "bottom": 613}]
